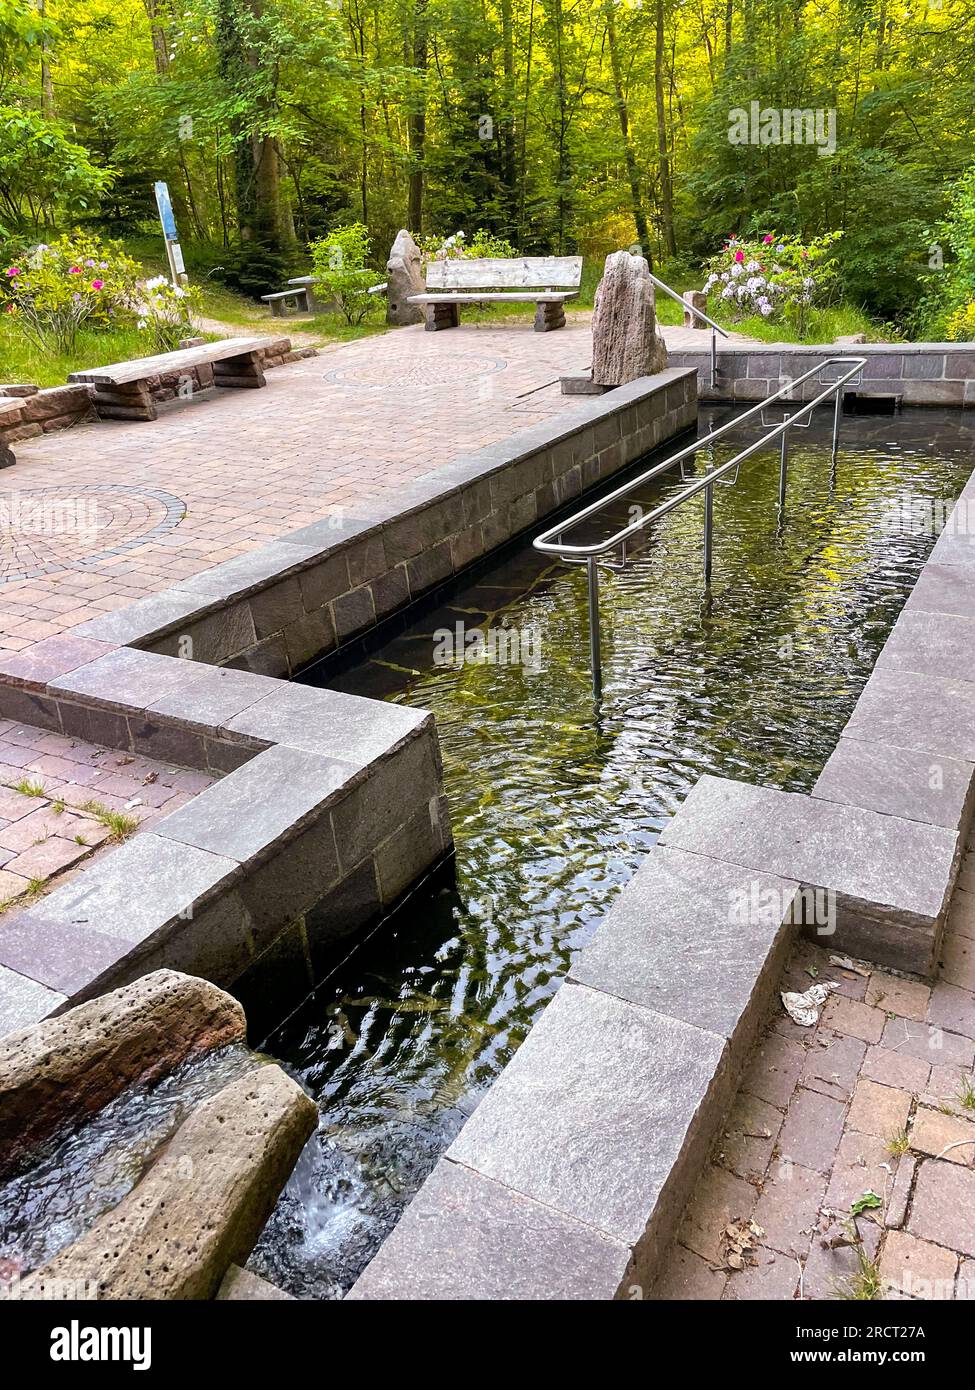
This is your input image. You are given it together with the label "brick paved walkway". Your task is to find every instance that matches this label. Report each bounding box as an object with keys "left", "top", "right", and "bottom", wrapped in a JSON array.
[
  {"left": 653, "top": 844, "right": 975, "bottom": 1301},
  {"left": 0, "top": 719, "right": 213, "bottom": 909},
  {"left": 0, "top": 323, "right": 596, "bottom": 650}
]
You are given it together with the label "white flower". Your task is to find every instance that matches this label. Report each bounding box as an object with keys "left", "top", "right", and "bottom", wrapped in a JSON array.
[
  {"left": 760, "top": 303, "right": 773, "bottom": 317},
  {"left": 137, "top": 318, "right": 148, "bottom": 329},
  {"left": 145, "top": 275, "right": 167, "bottom": 290},
  {"left": 745, "top": 259, "right": 760, "bottom": 272}
]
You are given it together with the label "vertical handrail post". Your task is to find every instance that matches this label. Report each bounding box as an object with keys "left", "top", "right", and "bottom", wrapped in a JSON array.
[
  {"left": 587, "top": 557, "right": 602, "bottom": 702},
  {"left": 831, "top": 386, "right": 843, "bottom": 459},
  {"left": 703, "top": 471, "right": 714, "bottom": 585},
  {"left": 710, "top": 327, "right": 717, "bottom": 390},
  {"left": 778, "top": 426, "right": 789, "bottom": 512}
]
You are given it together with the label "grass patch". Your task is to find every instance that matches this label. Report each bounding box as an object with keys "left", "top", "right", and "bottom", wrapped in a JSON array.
[
  {"left": 81, "top": 799, "right": 139, "bottom": 843},
  {"left": 11, "top": 779, "right": 48, "bottom": 799},
  {"left": 835, "top": 1221, "right": 884, "bottom": 1300},
  {"left": 958, "top": 1075, "right": 975, "bottom": 1112},
  {"left": 885, "top": 1129, "right": 911, "bottom": 1157}
]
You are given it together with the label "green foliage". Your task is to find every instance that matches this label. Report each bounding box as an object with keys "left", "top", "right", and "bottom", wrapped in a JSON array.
[
  {"left": 0, "top": 107, "right": 112, "bottom": 234},
  {"left": 215, "top": 236, "right": 301, "bottom": 302},
  {"left": 917, "top": 164, "right": 975, "bottom": 339},
  {"left": 310, "top": 222, "right": 379, "bottom": 325},
  {"left": 1, "top": 230, "right": 139, "bottom": 354},
  {"left": 419, "top": 228, "right": 518, "bottom": 263}
]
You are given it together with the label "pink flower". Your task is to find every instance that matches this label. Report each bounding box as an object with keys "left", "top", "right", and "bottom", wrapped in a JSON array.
[
  {"left": 68, "top": 266, "right": 81, "bottom": 274},
  {"left": 5, "top": 267, "right": 19, "bottom": 277},
  {"left": 734, "top": 249, "right": 744, "bottom": 263},
  {"left": 762, "top": 234, "right": 774, "bottom": 244},
  {"left": 91, "top": 279, "right": 104, "bottom": 290}
]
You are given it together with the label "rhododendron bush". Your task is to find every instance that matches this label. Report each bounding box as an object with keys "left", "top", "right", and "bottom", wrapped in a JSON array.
[
  {"left": 702, "top": 232, "right": 842, "bottom": 334},
  {"left": 1, "top": 231, "right": 139, "bottom": 354}
]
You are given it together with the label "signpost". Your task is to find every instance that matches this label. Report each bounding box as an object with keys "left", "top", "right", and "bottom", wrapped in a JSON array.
[{"left": 154, "top": 181, "right": 188, "bottom": 288}]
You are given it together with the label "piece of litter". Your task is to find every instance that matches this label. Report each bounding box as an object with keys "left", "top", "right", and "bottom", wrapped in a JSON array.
[
  {"left": 780, "top": 981, "right": 836, "bottom": 1026},
  {"left": 828, "top": 954, "right": 870, "bottom": 977},
  {"left": 124, "top": 797, "right": 143, "bottom": 810}
]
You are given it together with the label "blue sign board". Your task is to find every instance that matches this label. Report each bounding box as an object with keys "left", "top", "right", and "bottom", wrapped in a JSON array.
[{"left": 154, "top": 180, "right": 179, "bottom": 242}]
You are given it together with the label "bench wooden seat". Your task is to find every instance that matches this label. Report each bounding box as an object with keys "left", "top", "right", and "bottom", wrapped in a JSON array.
[
  {"left": 408, "top": 255, "right": 582, "bottom": 332},
  {"left": 69, "top": 337, "right": 273, "bottom": 422},
  {"left": 261, "top": 287, "right": 310, "bottom": 316}
]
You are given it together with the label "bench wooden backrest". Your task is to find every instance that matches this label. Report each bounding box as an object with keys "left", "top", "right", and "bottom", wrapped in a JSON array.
[
  {"left": 68, "top": 337, "right": 270, "bottom": 386},
  {"left": 426, "top": 256, "right": 583, "bottom": 292}
]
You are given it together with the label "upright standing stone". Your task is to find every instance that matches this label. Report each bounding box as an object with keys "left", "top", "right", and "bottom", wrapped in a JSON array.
[
  {"left": 591, "top": 250, "right": 667, "bottom": 387},
  {"left": 386, "top": 229, "right": 425, "bottom": 326},
  {"left": 683, "top": 290, "right": 708, "bottom": 328}
]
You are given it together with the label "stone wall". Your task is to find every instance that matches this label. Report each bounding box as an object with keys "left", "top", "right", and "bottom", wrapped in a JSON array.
[{"left": 669, "top": 343, "right": 975, "bottom": 407}]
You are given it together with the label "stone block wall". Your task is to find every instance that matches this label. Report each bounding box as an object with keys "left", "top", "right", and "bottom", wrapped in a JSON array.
[{"left": 669, "top": 344, "right": 975, "bottom": 407}]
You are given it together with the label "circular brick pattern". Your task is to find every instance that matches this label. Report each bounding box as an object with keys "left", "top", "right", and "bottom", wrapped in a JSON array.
[
  {"left": 0, "top": 484, "right": 185, "bottom": 584},
  {"left": 324, "top": 353, "right": 506, "bottom": 391}
]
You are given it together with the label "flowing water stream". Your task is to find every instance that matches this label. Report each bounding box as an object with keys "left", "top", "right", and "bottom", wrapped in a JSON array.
[{"left": 246, "top": 405, "right": 974, "bottom": 1298}]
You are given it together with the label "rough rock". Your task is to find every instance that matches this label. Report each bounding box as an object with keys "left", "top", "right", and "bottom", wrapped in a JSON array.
[
  {"left": 18, "top": 1064, "right": 317, "bottom": 1300},
  {"left": 591, "top": 250, "right": 668, "bottom": 386},
  {"left": 217, "top": 1263, "right": 295, "bottom": 1300},
  {"left": 683, "top": 290, "right": 708, "bottom": 328},
  {"left": 0, "top": 969, "right": 246, "bottom": 1180},
  {"left": 386, "top": 229, "right": 425, "bottom": 326}
]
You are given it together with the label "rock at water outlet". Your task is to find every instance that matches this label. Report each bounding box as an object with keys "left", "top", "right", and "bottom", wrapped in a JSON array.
[
  {"left": 591, "top": 250, "right": 668, "bottom": 387},
  {"left": 386, "top": 229, "right": 425, "bottom": 326}
]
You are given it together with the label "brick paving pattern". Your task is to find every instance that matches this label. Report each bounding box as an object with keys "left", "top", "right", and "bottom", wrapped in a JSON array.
[
  {"left": 0, "top": 324, "right": 596, "bottom": 649},
  {"left": 653, "top": 836, "right": 975, "bottom": 1302},
  {"left": 0, "top": 717, "right": 213, "bottom": 909}
]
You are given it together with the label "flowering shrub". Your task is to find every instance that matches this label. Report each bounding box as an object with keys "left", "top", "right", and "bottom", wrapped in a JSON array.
[
  {"left": 136, "top": 275, "right": 197, "bottom": 353},
  {"left": 1, "top": 231, "right": 139, "bottom": 353},
  {"left": 419, "top": 228, "right": 517, "bottom": 264},
  {"left": 702, "top": 231, "right": 842, "bottom": 334}
]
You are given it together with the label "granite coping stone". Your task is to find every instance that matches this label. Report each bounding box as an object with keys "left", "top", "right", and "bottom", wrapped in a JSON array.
[
  {"left": 153, "top": 744, "right": 355, "bottom": 865},
  {"left": 0, "top": 908, "right": 130, "bottom": 997},
  {"left": 223, "top": 683, "right": 429, "bottom": 767},
  {"left": 568, "top": 844, "right": 798, "bottom": 1057},
  {"left": 31, "top": 832, "right": 240, "bottom": 946},
  {"left": 144, "top": 665, "right": 283, "bottom": 733},
  {"left": 74, "top": 589, "right": 226, "bottom": 647},
  {"left": 813, "top": 735, "right": 975, "bottom": 833},
  {"left": 0, "top": 634, "right": 117, "bottom": 690},
  {"left": 874, "top": 608, "right": 975, "bottom": 683},
  {"left": 906, "top": 564, "right": 975, "bottom": 619},
  {"left": 445, "top": 979, "right": 729, "bottom": 1255},
  {"left": 0, "top": 964, "right": 65, "bottom": 1039},
  {"left": 658, "top": 774, "right": 957, "bottom": 925},
  {"left": 843, "top": 667, "right": 975, "bottom": 764},
  {"left": 346, "top": 1158, "right": 635, "bottom": 1302},
  {"left": 49, "top": 646, "right": 214, "bottom": 716}
]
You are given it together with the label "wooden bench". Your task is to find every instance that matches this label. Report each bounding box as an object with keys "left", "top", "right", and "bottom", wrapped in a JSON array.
[
  {"left": 261, "top": 287, "right": 310, "bottom": 317},
  {"left": 409, "top": 255, "right": 583, "bottom": 332},
  {"left": 69, "top": 337, "right": 274, "bottom": 422}
]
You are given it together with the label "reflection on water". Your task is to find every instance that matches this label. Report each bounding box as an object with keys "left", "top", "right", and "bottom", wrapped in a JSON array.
[{"left": 251, "top": 407, "right": 975, "bottom": 1298}]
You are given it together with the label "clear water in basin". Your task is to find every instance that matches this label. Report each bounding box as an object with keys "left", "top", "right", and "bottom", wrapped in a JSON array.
[{"left": 250, "top": 405, "right": 975, "bottom": 1298}]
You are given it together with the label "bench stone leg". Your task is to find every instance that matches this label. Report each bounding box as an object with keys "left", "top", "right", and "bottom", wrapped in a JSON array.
[
  {"left": 91, "top": 380, "right": 158, "bottom": 422},
  {"left": 0, "top": 439, "right": 15, "bottom": 469},
  {"left": 534, "top": 301, "right": 566, "bottom": 332},
  {"left": 213, "top": 350, "right": 267, "bottom": 390},
  {"left": 270, "top": 299, "right": 285, "bottom": 318},
  {"left": 425, "top": 303, "right": 460, "bottom": 332}
]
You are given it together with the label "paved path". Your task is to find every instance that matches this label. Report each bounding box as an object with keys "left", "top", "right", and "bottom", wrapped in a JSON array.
[
  {"left": 0, "top": 322, "right": 595, "bottom": 650},
  {"left": 653, "top": 855, "right": 975, "bottom": 1301}
]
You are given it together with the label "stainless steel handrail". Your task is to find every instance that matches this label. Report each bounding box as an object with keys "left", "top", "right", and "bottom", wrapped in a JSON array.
[
  {"left": 533, "top": 355, "right": 866, "bottom": 699},
  {"left": 646, "top": 270, "right": 730, "bottom": 389}
]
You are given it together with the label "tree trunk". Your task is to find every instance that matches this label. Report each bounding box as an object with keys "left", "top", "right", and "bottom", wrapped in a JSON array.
[
  {"left": 407, "top": 0, "right": 429, "bottom": 233},
  {"left": 37, "top": 0, "right": 55, "bottom": 115},
  {"left": 654, "top": 0, "right": 676, "bottom": 259},
  {"left": 605, "top": 6, "right": 651, "bottom": 258}
]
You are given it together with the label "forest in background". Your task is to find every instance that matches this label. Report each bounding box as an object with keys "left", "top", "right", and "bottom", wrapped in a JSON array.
[{"left": 1, "top": 0, "right": 974, "bottom": 333}]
